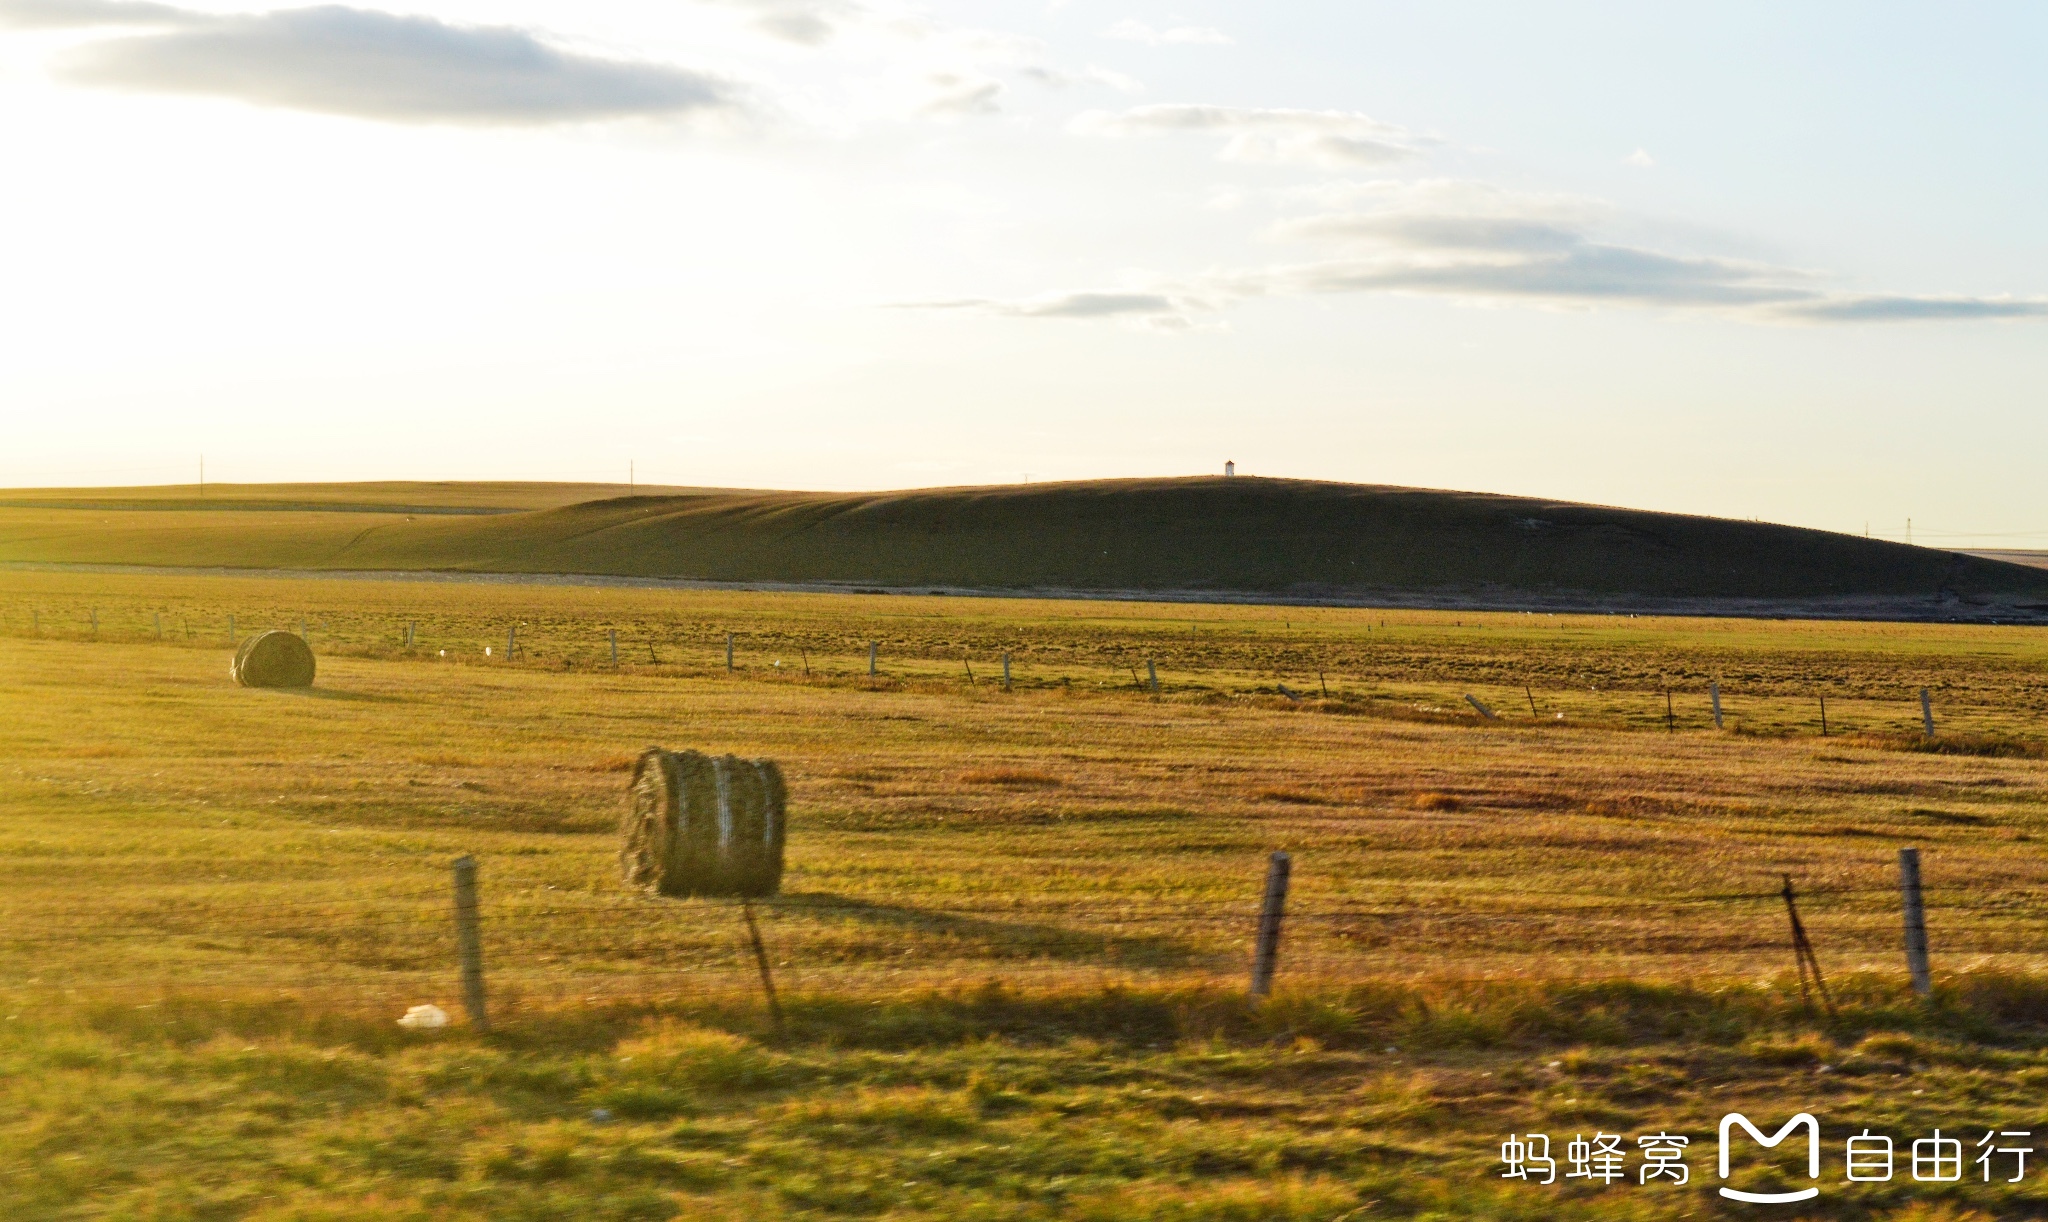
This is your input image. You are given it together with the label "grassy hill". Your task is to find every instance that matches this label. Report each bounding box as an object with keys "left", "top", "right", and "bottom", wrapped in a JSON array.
[{"left": 2, "top": 476, "right": 2044, "bottom": 607}]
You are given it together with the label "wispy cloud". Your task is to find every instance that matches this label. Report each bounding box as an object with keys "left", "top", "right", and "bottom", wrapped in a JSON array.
[
  {"left": 33, "top": 4, "right": 745, "bottom": 125},
  {"left": 1073, "top": 104, "right": 1422, "bottom": 168},
  {"left": 901, "top": 291, "right": 1200, "bottom": 328},
  {"left": 702, "top": 0, "right": 872, "bottom": 46},
  {"left": 919, "top": 178, "right": 2048, "bottom": 326},
  {"left": 1099, "top": 19, "right": 1229, "bottom": 46},
  {"left": 1020, "top": 63, "right": 1143, "bottom": 94},
  {"left": 0, "top": 0, "right": 189, "bottom": 27}
]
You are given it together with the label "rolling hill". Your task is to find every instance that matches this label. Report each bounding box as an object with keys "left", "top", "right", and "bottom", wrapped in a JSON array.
[{"left": 3, "top": 477, "right": 2044, "bottom": 617}]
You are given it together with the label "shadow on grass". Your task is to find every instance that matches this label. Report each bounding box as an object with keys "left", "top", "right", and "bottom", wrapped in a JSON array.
[
  {"left": 771, "top": 891, "right": 1211, "bottom": 970},
  {"left": 272, "top": 687, "right": 409, "bottom": 704}
]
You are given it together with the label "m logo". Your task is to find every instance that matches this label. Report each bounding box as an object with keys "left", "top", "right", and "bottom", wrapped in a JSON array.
[{"left": 1719, "top": 1112, "right": 1822, "bottom": 1203}]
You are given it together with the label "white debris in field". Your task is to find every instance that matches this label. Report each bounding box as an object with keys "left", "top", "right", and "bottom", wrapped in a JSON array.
[{"left": 398, "top": 1004, "right": 449, "bottom": 1030}]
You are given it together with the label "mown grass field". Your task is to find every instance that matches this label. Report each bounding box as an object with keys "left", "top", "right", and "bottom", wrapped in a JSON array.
[
  {"left": 7, "top": 568, "right": 2048, "bottom": 1219},
  {"left": 7, "top": 477, "right": 2045, "bottom": 606}
]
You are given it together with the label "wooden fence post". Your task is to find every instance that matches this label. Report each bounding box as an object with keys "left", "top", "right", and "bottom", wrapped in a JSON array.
[
  {"left": 299, "top": 616, "right": 307, "bottom": 641},
  {"left": 1002, "top": 653, "right": 1012, "bottom": 691},
  {"left": 506, "top": 625, "right": 517, "bottom": 661},
  {"left": 1899, "top": 847, "right": 1932, "bottom": 998},
  {"left": 1250, "top": 851, "right": 1292, "bottom": 997},
  {"left": 1711, "top": 681, "right": 1724, "bottom": 729},
  {"left": 726, "top": 633, "right": 735, "bottom": 672},
  {"left": 406, "top": 621, "right": 416, "bottom": 648},
  {"left": 1920, "top": 688, "right": 1935, "bottom": 739},
  {"left": 1665, "top": 690, "right": 1675, "bottom": 733},
  {"left": 228, "top": 614, "right": 235, "bottom": 642},
  {"left": 868, "top": 642, "right": 878, "bottom": 676},
  {"left": 609, "top": 629, "right": 618, "bottom": 666},
  {"left": 1819, "top": 695, "right": 1829, "bottom": 738},
  {"left": 1465, "top": 694, "right": 1497, "bottom": 720},
  {"left": 452, "top": 856, "right": 488, "bottom": 1031},
  {"left": 1147, "top": 659, "right": 1160, "bottom": 693},
  {"left": 154, "top": 612, "right": 163, "bottom": 640}
]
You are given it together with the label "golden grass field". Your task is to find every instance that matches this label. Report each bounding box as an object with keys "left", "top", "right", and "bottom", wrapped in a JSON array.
[{"left": 7, "top": 566, "right": 2048, "bottom": 1219}]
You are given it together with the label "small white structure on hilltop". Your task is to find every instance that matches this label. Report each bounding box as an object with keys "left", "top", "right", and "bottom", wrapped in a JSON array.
[{"left": 1224, "top": 460, "right": 1235, "bottom": 477}]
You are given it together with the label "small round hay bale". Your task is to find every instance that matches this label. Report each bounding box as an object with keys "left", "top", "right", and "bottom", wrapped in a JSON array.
[
  {"left": 231, "top": 630, "right": 316, "bottom": 688},
  {"left": 622, "top": 747, "right": 786, "bottom": 897}
]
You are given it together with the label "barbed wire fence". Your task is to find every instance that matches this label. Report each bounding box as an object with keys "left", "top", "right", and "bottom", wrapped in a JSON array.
[{"left": 6, "top": 849, "right": 2027, "bottom": 1019}]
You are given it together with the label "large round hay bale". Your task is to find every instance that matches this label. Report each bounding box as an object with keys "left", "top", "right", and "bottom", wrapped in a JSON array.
[
  {"left": 622, "top": 747, "right": 786, "bottom": 897},
  {"left": 231, "top": 630, "right": 316, "bottom": 688}
]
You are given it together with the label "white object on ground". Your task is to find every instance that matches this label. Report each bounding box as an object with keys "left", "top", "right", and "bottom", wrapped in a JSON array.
[{"left": 398, "top": 1004, "right": 449, "bottom": 1030}]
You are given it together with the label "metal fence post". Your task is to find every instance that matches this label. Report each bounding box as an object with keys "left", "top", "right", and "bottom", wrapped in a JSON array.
[
  {"left": 1250, "top": 851, "right": 1292, "bottom": 997},
  {"left": 1900, "top": 847, "right": 1932, "bottom": 998},
  {"left": 452, "top": 856, "right": 489, "bottom": 1030}
]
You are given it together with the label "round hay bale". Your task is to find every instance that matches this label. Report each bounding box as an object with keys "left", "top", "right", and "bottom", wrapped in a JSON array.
[
  {"left": 231, "top": 630, "right": 316, "bottom": 688},
  {"left": 622, "top": 747, "right": 786, "bottom": 897}
]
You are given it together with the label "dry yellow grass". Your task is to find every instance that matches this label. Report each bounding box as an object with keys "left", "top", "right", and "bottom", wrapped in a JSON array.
[{"left": 7, "top": 570, "right": 2048, "bottom": 1219}]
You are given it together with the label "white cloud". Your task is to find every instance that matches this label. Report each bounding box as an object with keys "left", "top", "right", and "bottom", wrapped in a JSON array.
[
  {"left": 1099, "top": 18, "right": 1229, "bottom": 45},
  {"left": 1624, "top": 147, "right": 1655, "bottom": 168},
  {"left": 1074, "top": 103, "right": 1422, "bottom": 167},
  {"left": 918, "top": 71, "right": 1002, "bottom": 116},
  {"left": 40, "top": 5, "right": 746, "bottom": 125}
]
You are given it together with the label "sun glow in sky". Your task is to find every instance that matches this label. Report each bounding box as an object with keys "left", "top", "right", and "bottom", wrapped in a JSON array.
[{"left": 3, "top": 1, "right": 2045, "bottom": 544}]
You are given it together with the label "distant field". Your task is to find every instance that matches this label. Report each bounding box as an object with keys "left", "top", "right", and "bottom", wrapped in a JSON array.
[
  {"left": 6, "top": 478, "right": 2045, "bottom": 615},
  {"left": 8, "top": 569, "right": 2048, "bottom": 1218}
]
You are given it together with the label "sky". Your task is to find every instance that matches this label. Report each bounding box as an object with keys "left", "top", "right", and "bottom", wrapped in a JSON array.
[{"left": 2, "top": 1, "right": 2045, "bottom": 546}]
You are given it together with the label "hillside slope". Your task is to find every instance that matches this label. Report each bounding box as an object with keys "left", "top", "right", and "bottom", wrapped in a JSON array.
[{"left": 7, "top": 477, "right": 2038, "bottom": 610}]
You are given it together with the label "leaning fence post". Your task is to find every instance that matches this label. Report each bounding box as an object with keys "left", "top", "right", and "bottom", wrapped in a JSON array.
[
  {"left": 1147, "top": 659, "right": 1160, "bottom": 693},
  {"left": 452, "top": 856, "right": 489, "bottom": 1031},
  {"left": 1711, "top": 681, "right": 1724, "bottom": 729},
  {"left": 1920, "top": 688, "right": 1935, "bottom": 739},
  {"left": 1250, "top": 851, "right": 1292, "bottom": 997},
  {"left": 1899, "top": 847, "right": 1932, "bottom": 998},
  {"left": 868, "top": 641, "right": 878, "bottom": 676}
]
